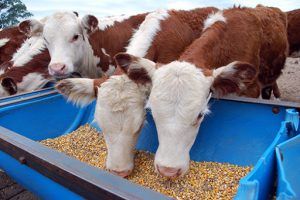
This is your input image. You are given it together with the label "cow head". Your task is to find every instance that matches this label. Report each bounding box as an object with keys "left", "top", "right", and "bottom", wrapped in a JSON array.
[
  {"left": 92, "top": 53, "right": 154, "bottom": 177},
  {"left": 19, "top": 12, "right": 98, "bottom": 78},
  {"left": 120, "top": 54, "right": 258, "bottom": 178}
]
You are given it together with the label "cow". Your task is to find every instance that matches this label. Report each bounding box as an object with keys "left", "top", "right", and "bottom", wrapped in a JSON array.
[
  {"left": 19, "top": 11, "right": 148, "bottom": 78},
  {"left": 0, "top": 31, "right": 51, "bottom": 97},
  {"left": 102, "top": 6, "right": 288, "bottom": 178},
  {"left": 287, "top": 9, "right": 300, "bottom": 57},
  {"left": 0, "top": 26, "right": 27, "bottom": 65},
  {"left": 56, "top": 7, "right": 218, "bottom": 177}
]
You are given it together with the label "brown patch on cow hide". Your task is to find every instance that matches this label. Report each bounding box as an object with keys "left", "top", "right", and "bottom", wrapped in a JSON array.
[
  {"left": 0, "top": 27, "right": 27, "bottom": 65},
  {"left": 144, "top": 7, "right": 218, "bottom": 64},
  {"left": 178, "top": 6, "right": 287, "bottom": 98}
]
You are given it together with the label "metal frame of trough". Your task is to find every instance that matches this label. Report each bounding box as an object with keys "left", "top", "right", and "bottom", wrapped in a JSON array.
[
  {"left": 0, "top": 88, "right": 299, "bottom": 199},
  {"left": 0, "top": 126, "right": 171, "bottom": 200}
]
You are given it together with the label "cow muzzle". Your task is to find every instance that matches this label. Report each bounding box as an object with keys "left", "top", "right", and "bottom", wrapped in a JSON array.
[{"left": 49, "top": 63, "right": 68, "bottom": 77}]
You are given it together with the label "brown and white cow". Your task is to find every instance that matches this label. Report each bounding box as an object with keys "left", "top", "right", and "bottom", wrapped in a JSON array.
[
  {"left": 109, "top": 6, "right": 288, "bottom": 177},
  {"left": 19, "top": 11, "right": 148, "bottom": 78},
  {"left": 287, "top": 8, "right": 300, "bottom": 57},
  {"left": 0, "top": 26, "right": 27, "bottom": 65},
  {"left": 0, "top": 30, "right": 51, "bottom": 97},
  {"left": 56, "top": 7, "right": 218, "bottom": 177}
]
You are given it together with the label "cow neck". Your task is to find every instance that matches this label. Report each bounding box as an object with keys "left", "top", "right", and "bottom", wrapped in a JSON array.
[
  {"left": 89, "top": 13, "right": 147, "bottom": 75},
  {"left": 179, "top": 22, "right": 228, "bottom": 71}
]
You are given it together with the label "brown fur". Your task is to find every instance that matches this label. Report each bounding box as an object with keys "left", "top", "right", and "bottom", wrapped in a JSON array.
[
  {"left": 287, "top": 9, "right": 300, "bottom": 55},
  {"left": 121, "top": 7, "right": 217, "bottom": 85},
  {"left": 88, "top": 13, "right": 147, "bottom": 73},
  {"left": 179, "top": 6, "right": 288, "bottom": 98},
  {"left": 144, "top": 7, "right": 218, "bottom": 63},
  {"left": 88, "top": 8, "right": 218, "bottom": 89},
  {"left": 0, "top": 27, "right": 26, "bottom": 65},
  {"left": 0, "top": 49, "right": 51, "bottom": 95}
]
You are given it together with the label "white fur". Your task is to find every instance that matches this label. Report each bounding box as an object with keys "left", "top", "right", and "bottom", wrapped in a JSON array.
[
  {"left": 95, "top": 74, "right": 149, "bottom": 173},
  {"left": 58, "top": 78, "right": 95, "bottom": 107},
  {"left": 0, "top": 38, "right": 9, "bottom": 48},
  {"left": 98, "top": 14, "right": 131, "bottom": 30},
  {"left": 101, "top": 48, "right": 110, "bottom": 57},
  {"left": 203, "top": 11, "right": 226, "bottom": 31},
  {"left": 126, "top": 9, "right": 169, "bottom": 57},
  {"left": 149, "top": 61, "right": 213, "bottom": 176},
  {"left": 0, "top": 69, "right": 5, "bottom": 76},
  {"left": 17, "top": 73, "right": 49, "bottom": 93},
  {"left": 12, "top": 36, "right": 46, "bottom": 67},
  {"left": 149, "top": 60, "right": 252, "bottom": 177},
  {"left": 43, "top": 12, "right": 102, "bottom": 78}
]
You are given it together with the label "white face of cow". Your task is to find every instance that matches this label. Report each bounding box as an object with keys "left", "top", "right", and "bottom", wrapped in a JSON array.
[
  {"left": 94, "top": 53, "right": 155, "bottom": 177},
  {"left": 150, "top": 62, "right": 214, "bottom": 177},
  {"left": 120, "top": 54, "right": 258, "bottom": 178},
  {"left": 19, "top": 12, "right": 98, "bottom": 78}
]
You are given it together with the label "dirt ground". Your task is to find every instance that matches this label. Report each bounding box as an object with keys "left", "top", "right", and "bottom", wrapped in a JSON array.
[{"left": 277, "top": 57, "right": 300, "bottom": 102}]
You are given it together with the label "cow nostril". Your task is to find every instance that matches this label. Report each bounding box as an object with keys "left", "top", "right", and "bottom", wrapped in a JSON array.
[
  {"left": 61, "top": 65, "right": 66, "bottom": 71},
  {"left": 156, "top": 165, "right": 182, "bottom": 178}
]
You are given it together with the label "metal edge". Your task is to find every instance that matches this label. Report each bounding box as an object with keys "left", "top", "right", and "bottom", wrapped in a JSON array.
[{"left": 0, "top": 126, "right": 170, "bottom": 200}]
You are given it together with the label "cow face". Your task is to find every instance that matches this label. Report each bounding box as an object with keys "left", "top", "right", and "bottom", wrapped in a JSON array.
[
  {"left": 93, "top": 53, "right": 155, "bottom": 177},
  {"left": 19, "top": 12, "right": 98, "bottom": 78},
  {"left": 120, "top": 54, "right": 257, "bottom": 178},
  {"left": 152, "top": 61, "right": 257, "bottom": 178}
]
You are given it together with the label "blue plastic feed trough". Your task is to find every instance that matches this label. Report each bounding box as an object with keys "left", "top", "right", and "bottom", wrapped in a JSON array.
[
  {"left": 0, "top": 89, "right": 299, "bottom": 200},
  {"left": 276, "top": 132, "right": 300, "bottom": 200}
]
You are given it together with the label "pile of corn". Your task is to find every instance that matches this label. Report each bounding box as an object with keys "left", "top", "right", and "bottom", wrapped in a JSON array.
[{"left": 41, "top": 125, "right": 252, "bottom": 200}]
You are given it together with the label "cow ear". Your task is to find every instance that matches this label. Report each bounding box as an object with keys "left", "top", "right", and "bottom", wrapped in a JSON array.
[
  {"left": 1, "top": 77, "right": 17, "bottom": 95},
  {"left": 19, "top": 19, "right": 44, "bottom": 37},
  {"left": 82, "top": 15, "right": 98, "bottom": 34},
  {"left": 114, "top": 53, "right": 156, "bottom": 85},
  {"left": 211, "top": 61, "right": 258, "bottom": 96}
]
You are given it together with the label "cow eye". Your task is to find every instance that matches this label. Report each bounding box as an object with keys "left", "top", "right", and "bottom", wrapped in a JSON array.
[
  {"left": 197, "top": 112, "right": 203, "bottom": 120},
  {"left": 192, "top": 112, "right": 204, "bottom": 126},
  {"left": 72, "top": 34, "right": 79, "bottom": 42}
]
